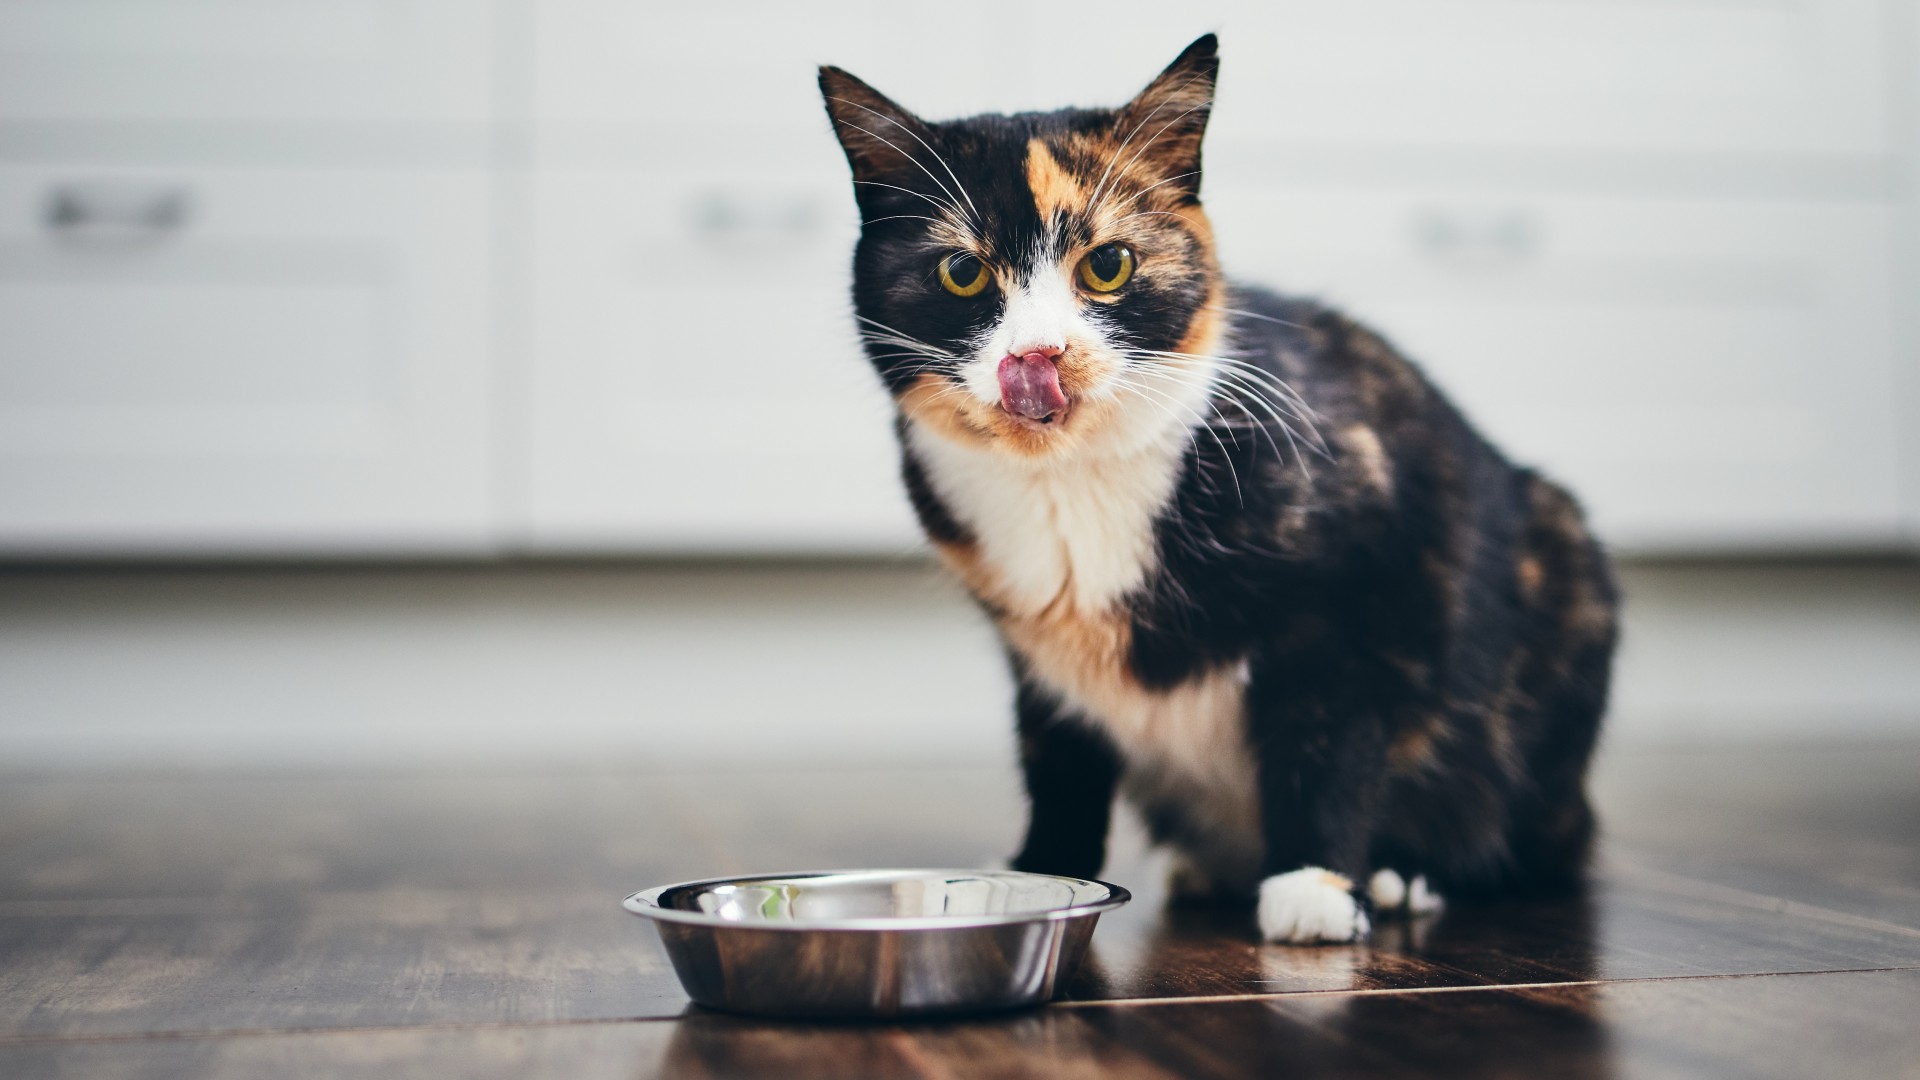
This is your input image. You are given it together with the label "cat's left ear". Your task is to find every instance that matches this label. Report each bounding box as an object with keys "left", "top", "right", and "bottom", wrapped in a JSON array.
[
  {"left": 819, "top": 66, "right": 936, "bottom": 191},
  {"left": 1113, "top": 34, "right": 1219, "bottom": 197}
]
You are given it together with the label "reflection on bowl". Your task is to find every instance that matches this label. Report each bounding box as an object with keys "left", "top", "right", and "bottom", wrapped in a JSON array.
[{"left": 624, "top": 869, "right": 1130, "bottom": 1019}]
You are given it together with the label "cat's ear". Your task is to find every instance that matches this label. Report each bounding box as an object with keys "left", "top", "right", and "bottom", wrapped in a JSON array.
[
  {"left": 1113, "top": 34, "right": 1219, "bottom": 194},
  {"left": 819, "top": 66, "right": 935, "bottom": 187}
]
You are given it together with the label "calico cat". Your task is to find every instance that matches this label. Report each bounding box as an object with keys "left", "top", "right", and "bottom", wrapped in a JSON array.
[{"left": 819, "top": 35, "right": 1617, "bottom": 942}]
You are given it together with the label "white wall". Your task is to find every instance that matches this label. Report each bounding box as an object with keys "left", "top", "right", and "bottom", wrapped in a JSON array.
[{"left": 2, "top": 560, "right": 1914, "bottom": 771}]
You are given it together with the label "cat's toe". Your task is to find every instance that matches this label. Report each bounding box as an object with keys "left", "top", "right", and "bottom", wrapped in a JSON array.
[
  {"left": 1258, "top": 868, "right": 1370, "bottom": 943},
  {"left": 1367, "top": 868, "right": 1444, "bottom": 919},
  {"left": 1367, "top": 868, "right": 1407, "bottom": 910},
  {"left": 1405, "top": 874, "right": 1444, "bottom": 916}
]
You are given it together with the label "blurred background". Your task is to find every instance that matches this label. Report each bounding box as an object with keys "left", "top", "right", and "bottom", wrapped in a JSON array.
[{"left": 1, "top": 0, "right": 1916, "bottom": 770}]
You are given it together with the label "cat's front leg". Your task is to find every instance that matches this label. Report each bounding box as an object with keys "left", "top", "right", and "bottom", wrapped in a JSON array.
[
  {"left": 1006, "top": 674, "right": 1121, "bottom": 881},
  {"left": 1245, "top": 655, "right": 1392, "bottom": 944}
]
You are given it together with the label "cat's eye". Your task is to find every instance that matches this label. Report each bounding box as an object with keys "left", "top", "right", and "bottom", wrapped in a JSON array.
[
  {"left": 1077, "top": 243, "right": 1135, "bottom": 293},
  {"left": 938, "top": 252, "right": 990, "bottom": 297}
]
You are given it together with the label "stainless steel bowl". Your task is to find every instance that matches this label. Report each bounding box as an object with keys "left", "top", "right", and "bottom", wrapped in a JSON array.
[{"left": 623, "top": 868, "right": 1130, "bottom": 1019}]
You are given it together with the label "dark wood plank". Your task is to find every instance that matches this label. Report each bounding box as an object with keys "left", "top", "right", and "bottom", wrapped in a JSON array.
[
  {"left": 4, "top": 746, "right": 1920, "bottom": 1039},
  {"left": 1594, "top": 742, "right": 1920, "bottom": 930},
  {"left": 8, "top": 968, "right": 1919, "bottom": 1080}
]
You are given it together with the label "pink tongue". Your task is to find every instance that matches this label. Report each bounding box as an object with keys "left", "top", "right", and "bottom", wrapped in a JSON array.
[{"left": 997, "top": 352, "right": 1068, "bottom": 420}]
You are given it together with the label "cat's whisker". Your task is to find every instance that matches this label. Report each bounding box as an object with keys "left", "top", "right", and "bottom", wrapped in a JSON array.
[
  {"left": 1103, "top": 97, "right": 1214, "bottom": 206},
  {"left": 854, "top": 317, "right": 961, "bottom": 360},
  {"left": 851, "top": 179, "right": 965, "bottom": 220},
  {"left": 861, "top": 213, "right": 954, "bottom": 229},
  {"left": 830, "top": 114, "right": 977, "bottom": 227},
  {"left": 1088, "top": 70, "right": 1216, "bottom": 207},
  {"left": 1112, "top": 373, "right": 1246, "bottom": 506},
  {"left": 1120, "top": 361, "right": 1288, "bottom": 470},
  {"left": 829, "top": 99, "right": 981, "bottom": 223},
  {"left": 1130, "top": 347, "right": 1326, "bottom": 434},
  {"left": 1100, "top": 170, "right": 1201, "bottom": 219},
  {"left": 1212, "top": 305, "right": 1310, "bottom": 331},
  {"left": 1121, "top": 350, "right": 1326, "bottom": 477}
]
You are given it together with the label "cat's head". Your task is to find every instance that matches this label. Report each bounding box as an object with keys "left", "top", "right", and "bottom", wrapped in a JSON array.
[{"left": 821, "top": 36, "right": 1224, "bottom": 461}]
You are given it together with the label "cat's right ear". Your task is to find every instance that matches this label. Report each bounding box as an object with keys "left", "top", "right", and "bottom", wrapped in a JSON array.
[{"left": 819, "top": 66, "right": 934, "bottom": 187}]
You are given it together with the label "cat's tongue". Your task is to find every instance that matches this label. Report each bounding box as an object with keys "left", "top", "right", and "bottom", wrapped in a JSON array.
[{"left": 998, "top": 352, "right": 1068, "bottom": 421}]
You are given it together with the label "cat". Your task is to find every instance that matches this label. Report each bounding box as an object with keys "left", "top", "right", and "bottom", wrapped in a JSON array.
[{"left": 819, "top": 34, "right": 1617, "bottom": 943}]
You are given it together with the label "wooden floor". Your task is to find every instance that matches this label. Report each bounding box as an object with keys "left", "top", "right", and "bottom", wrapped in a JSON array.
[{"left": 3, "top": 742, "right": 1917, "bottom": 1078}]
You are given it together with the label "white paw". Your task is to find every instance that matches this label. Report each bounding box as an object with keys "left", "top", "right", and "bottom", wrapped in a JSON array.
[
  {"left": 1258, "top": 868, "right": 1370, "bottom": 943},
  {"left": 1405, "top": 874, "right": 1444, "bottom": 916},
  {"left": 1368, "top": 868, "right": 1444, "bottom": 918},
  {"left": 1368, "top": 868, "right": 1407, "bottom": 909}
]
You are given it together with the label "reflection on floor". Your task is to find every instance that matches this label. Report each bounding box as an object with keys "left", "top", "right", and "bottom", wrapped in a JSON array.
[{"left": 2, "top": 742, "right": 1917, "bottom": 1077}]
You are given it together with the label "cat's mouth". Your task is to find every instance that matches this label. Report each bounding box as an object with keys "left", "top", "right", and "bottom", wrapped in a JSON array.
[{"left": 997, "top": 351, "right": 1071, "bottom": 429}]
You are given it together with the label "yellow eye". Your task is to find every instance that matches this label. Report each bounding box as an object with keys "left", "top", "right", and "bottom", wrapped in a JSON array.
[
  {"left": 938, "top": 252, "right": 990, "bottom": 297},
  {"left": 1077, "top": 243, "right": 1134, "bottom": 293}
]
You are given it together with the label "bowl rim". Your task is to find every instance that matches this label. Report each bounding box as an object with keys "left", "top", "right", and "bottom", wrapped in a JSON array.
[{"left": 622, "top": 868, "right": 1132, "bottom": 932}]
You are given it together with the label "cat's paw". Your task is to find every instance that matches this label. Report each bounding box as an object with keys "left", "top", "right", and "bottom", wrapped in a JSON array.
[
  {"left": 1367, "top": 869, "right": 1444, "bottom": 918},
  {"left": 1258, "top": 868, "right": 1370, "bottom": 943}
]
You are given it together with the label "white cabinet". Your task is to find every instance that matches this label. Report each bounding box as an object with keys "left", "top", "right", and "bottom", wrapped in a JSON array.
[
  {"left": 519, "top": 165, "right": 916, "bottom": 552},
  {"left": 0, "top": 0, "right": 495, "bottom": 125},
  {"left": 0, "top": 164, "right": 495, "bottom": 555},
  {"left": 1207, "top": 188, "right": 1902, "bottom": 550},
  {"left": 1013, "top": 0, "right": 1892, "bottom": 157},
  {"left": 0, "top": 0, "right": 1911, "bottom": 557},
  {"left": 528, "top": 1, "right": 1020, "bottom": 138}
]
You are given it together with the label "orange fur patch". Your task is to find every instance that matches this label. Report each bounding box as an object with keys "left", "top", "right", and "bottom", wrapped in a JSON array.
[{"left": 1025, "top": 140, "right": 1088, "bottom": 221}]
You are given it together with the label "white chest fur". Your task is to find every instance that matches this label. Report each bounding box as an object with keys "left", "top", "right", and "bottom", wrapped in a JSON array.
[{"left": 905, "top": 418, "right": 1259, "bottom": 848}]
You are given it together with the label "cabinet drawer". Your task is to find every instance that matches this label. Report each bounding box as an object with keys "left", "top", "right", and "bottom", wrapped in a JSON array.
[
  {"left": 0, "top": 165, "right": 495, "bottom": 554},
  {"left": 1203, "top": 187, "right": 1900, "bottom": 550},
  {"left": 1031, "top": 0, "right": 1890, "bottom": 157},
  {"left": 546, "top": 0, "right": 1892, "bottom": 160},
  {"left": 521, "top": 169, "right": 916, "bottom": 551},
  {"left": 0, "top": 0, "right": 493, "bottom": 124},
  {"left": 530, "top": 1, "right": 1021, "bottom": 140}
]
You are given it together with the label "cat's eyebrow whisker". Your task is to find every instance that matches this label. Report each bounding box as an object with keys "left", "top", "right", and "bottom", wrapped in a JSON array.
[
  {"left": 861, "top": 213, "right": 955, "bottom": 229},
  {"left": 1088, "top": 70, "right": 1216, "bottom": 208},
  {"left": 851, "top": 179, "right": 965, "bottom": 220},
  {"left": 1100, "top": 170, "right": 1201, "bottom": 219},
  {"left": 1109, "top": 210, "right": 1186, "bottom": 228},
  {"left": 1100, "top": 95, "right": 1215, "bottom": 208},
  {"left": 829, "top": 99, "right": 981, "bottom": 223},
  {"left": 832, "top": 114, "right": 977, "bottom": 226}
]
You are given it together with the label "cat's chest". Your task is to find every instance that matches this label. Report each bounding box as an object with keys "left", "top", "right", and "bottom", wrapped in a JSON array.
[
  {"left": 907, "top": 423, "right": 1178, "bottom": 616},
  {"left": 907, "top": 422, "right": 1249, "bottom": 784}
]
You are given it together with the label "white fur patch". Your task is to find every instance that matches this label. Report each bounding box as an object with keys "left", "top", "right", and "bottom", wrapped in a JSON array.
[
  {"left": 907, "top": 408, "right": 1190, "bottom": 618},
  {"left": 1258, "top": 868, "right": 1370, "bottom": 943},
  {"left": 1368, "top": 868, "right": 1444, "bottom": 918},
  {"left": 960, "top": 242, "right": 1103, "bottom": 408},
  {"left": 1368, "top": 867, "right": 1407, "bottom": 910},
  {"left": 1406, "top": 874, "right": 1443, "bottom": 916}
]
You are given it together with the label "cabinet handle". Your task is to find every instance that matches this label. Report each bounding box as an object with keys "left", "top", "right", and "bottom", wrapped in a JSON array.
[
  {"left": 1410, "top": 205, "right": 1540, "bottom": 263},
  {"left": 44, "top": 182, "right": 192, "bottom": 239}
]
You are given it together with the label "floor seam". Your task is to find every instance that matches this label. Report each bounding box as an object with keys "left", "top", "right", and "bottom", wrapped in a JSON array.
[{"left": 6, "top": 965, "right": 1919, "bottom": 1047}]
